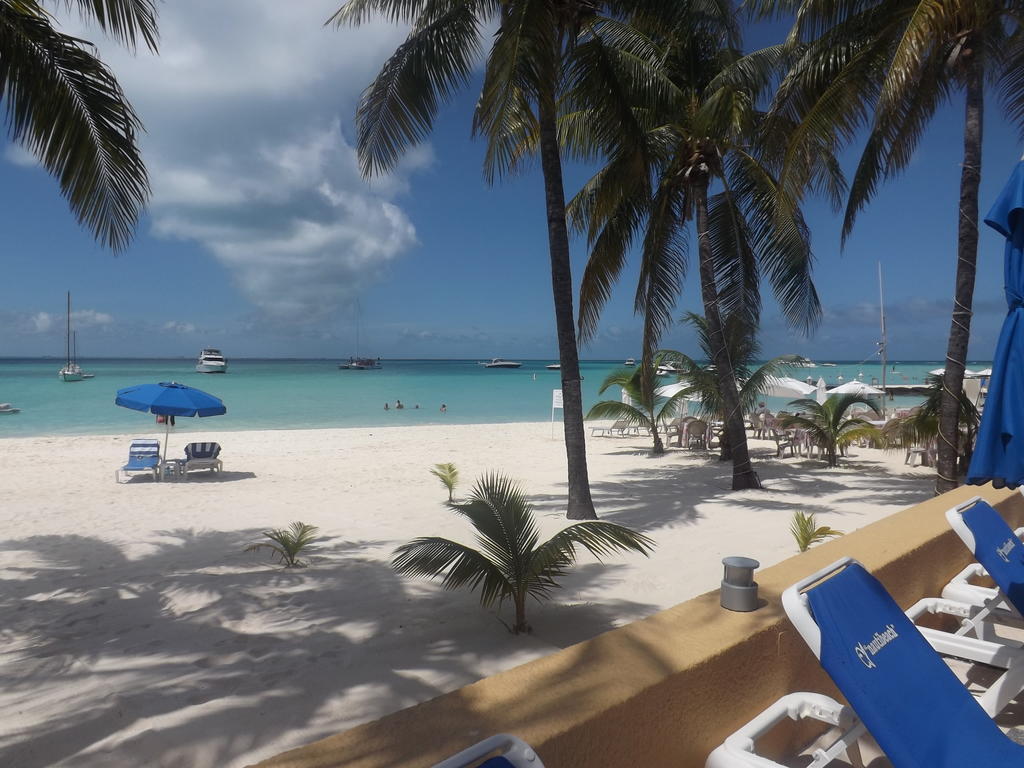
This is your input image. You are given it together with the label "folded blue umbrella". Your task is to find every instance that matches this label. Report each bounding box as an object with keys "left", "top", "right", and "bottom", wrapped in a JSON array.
[{"left": 968, "top": 162, "right": 1024, "bottom": 487}]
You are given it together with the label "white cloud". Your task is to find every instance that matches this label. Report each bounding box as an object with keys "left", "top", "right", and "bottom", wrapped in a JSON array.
[
  {"left": 30, "top": 312, "right": 53, "bottom": 333},
  {"left": 163, "top": 321, "right": 197, "bottom": 334},
  {"left": 64, "top": 1, "right": 423, "bottom": 325},
  {"left": 71, "top": 310, "right": 114, "bottom": 328}
]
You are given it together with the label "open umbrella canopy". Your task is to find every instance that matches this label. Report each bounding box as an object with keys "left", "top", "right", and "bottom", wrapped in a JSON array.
[
  {"left": 828, "top": 381, "right": 884, "bottom": 396},
  {"left": 761, "top": 376, "right": 816, "bottom": 399},
  {"left": 969, "top": 162, "right": 1024, "bottom": 488},
  {"left": 816, "top": 377, "right": 827, "bottom": 405},
  {"left": 115, "top": 381, "right": 226, "bottom": 417}
]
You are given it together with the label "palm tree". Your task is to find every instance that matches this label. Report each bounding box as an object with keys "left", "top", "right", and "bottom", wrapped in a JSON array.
[
  {"left": 760, "top": 0, "right": 1022, "bottom": 492},
  {"left": 393, "top": 473, "right": 654, "bottom": 634},
  {"left": 565, "top": 7, "right": 839, "bottom": 490},
  {"left": 328, "top": 1, "right": 673, "bottom": 518},
  {"left": 882, "top": 375, "right": 980, "bottom": 473},
  {"left": 1, "top": 0, "right": 157, "bottom": 250},
  {"left": 790, "top": 510, "right": 843, "bottom": 552},
  {"left": 245, "top": 522, "right": 319, "bottom": 568},
  {"left": 661, "top": 313, "right": 803, "bottom": 461},
  {"left": 586, "top": 357, "right": 688, "bottom": 455},
  {"left": 779, "top": 395, "right": 882, "bottom": 468},
  {"left": 429, "top": 462, "right": 459, "bottom": 502}
]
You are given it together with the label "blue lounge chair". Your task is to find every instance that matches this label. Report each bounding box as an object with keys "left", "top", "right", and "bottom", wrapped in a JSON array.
[
  {"left": 183, "top": 442, "right": 222, "bottom": 475},
  {"left": 943, "top": 496, "right": 1024, "bottom": 633},
  {"left": 115, "top": 438, "right": 161, "bottom": 483},
  {"left": 432, "top": 734, "right": 544, "bottom": 768},
  {"left": 708, "top": 558, "right": 1024, "bottom": 766}
]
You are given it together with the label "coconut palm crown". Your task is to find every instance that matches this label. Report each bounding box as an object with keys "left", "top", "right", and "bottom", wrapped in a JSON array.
[
  {"left": 780, "top": 395, "right": 882, "bottom": 468},
  {"left": 393, "top": 472, "right": 655, "bottom": 634},
  {"left": 1, "top": 0, "right": 157, "bottom": 250}
]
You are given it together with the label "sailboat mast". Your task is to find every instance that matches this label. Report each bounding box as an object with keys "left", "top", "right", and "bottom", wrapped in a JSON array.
[
  {"left": 66, "top": 291, "right": 72, "bottom": 367},
  {"left": 878, "top": 262, "right": 887, "bottom": 417},
  {"left": 355, "top": 299, "right": 360, "bottom": 359}
]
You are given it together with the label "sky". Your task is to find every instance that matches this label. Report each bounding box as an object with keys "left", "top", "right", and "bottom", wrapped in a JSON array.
[{"left": 0, "top": 2, "right": 1020, "bottom": 361}]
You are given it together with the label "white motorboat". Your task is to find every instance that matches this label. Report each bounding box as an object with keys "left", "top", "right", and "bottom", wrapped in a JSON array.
[
  {"left": 545, "top": 363, "right": 560, "bottom": 370},
  {"left": 482, "top": 358, "right": 522, "bottom": 369},
  {"left": 58, "top": 293, "right": 92, "bottom": 381},
  {"left": 656, "top": 363, "right": 682, "bottom": 376},
  {"left": 0, "top": 403, "right": 20, "bottom": 414},
  {"left": 624, "top": 358, "right": 636, "bottom": 366},
  {"left": 196, "top": 348, "right": 228, "bottom": 373}
]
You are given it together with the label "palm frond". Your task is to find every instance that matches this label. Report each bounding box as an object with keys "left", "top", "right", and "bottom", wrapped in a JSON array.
[
  {"left": 0, "top": 4, "right": 149, "bottom": 250},
  {"left": 429, "top": 462, "right": 459, "bottom": 501},
  {"left": 790, "top": 510, "right": 843, "bottom": 552},
  {"left": 245, "top": 522, "right": 319, "bottom": 567},
  {"left": 62, "top": 0, "right": 158, "bottom": 51},
  {"left": 393, "top": 536, "right": 510, "bottom": 606}
]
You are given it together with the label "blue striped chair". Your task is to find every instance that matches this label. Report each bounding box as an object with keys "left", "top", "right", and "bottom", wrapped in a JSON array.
[
  {"left": 183, "top": 442, "right": 222, "bottom": 475},
  {"left": 115, "top": 438, "right": 161, "bottom": 483},
  {"left": 433, "top": 735, "right": 543, "bottom": 768}
]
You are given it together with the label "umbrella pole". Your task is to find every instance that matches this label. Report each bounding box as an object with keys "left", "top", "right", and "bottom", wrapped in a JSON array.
[{"left": 163, "top": 418, "right": 170, "bottom": 463}]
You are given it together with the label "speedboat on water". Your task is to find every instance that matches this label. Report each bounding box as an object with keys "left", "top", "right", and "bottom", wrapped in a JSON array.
[
  {"left": 656, "top": 363, "right": 682, "bottom": 375},
  {"left": 545, "top": 363, "right": 560, "bottom": 370},
  {"left": 0, "top": 403, "right": 20, "bottom": 414},
  {"left": 196, "top": 348, "right": 228, "bottom": 373},
  {"left": 624, "top": 358, "right": 636, "bottom": 366},
  {"left": 482, "top": 358, "right": 522, "bottom": 369}
]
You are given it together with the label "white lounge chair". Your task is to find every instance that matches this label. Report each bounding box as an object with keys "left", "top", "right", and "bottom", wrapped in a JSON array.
[
  {"left": 115, "top": 438, "right": 161, "bottom": 483},
  {"left": 183, "top": 442, "right": 222, "bottom": 475},
  {"left": 432, "top": 734, "right": 544, "bottom": 768},
  {"left": 706, "top": 558, "right": 1024, "bottom": 767}
]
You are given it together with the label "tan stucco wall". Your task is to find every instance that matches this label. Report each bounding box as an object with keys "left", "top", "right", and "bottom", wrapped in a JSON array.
[{"left": 251, "top": 485, "right": 1022, "bottom": 768}]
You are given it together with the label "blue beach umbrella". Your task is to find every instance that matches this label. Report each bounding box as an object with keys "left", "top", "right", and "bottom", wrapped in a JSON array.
[
  {"left": 967, "top": 162, "right": 1024, "bottom": 488},
  {"left": 115, "top": 381, "right": 226, "bottom": 460}
]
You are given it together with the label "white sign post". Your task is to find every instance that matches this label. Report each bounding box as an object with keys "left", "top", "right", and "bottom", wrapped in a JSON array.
[{"left": 551, "top": 389, "right": 563, "bottom": 438}]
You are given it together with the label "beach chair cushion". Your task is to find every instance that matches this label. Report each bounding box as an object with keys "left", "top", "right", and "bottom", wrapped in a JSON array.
[
  {"left": 960, "top": 499, "right": 1024, "bottom": 612},
  {"left": 807, "top": 563, "right": 1023, "bottom": 766},
  {"left": 185, "top": 442, "right": 221, "bottom": 459},
  {"left": 122, "top": 439, "right": 160, "bottom": 469}
]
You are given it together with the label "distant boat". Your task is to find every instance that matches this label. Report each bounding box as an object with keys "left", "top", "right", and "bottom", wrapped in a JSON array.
[
  {"left": 339, "top": 300, "right": 381, "bottom": 370},
  {"left": 792, "top": 359, "right": 817, "bottom": 368},
  {"left": 820, "top": 362, "right": 838, "bottom": 367},
  {"left": 0, "top": 403, "right": 20, "bottom": 414},
  {"left": 196, "top": 348, "right": 228, "bottom": 373},
  {"left": 545, "top": 363, "right": 560, "bottom": 370},
  {"left": 482, "top": 358, "right": 522, "bottom": 369},
  {"left": 656, "top": 363, "right": 682, "bottom": 376},
  {"left": 624, "top": 358, "right": 636, "bottom": 366},
  {"left": 58, "top": 292, "right": 92, "bottom": 382},
  {"left": 340, "top": 357, "right": 382, "bottom": 370}
]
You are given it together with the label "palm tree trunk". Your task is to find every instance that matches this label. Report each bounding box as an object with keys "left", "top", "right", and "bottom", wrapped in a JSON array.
[
  {"left": 936, "top": 48, "right": 983, "bottom": 495},
  {"left": 651, "top": 416, "right": 665, "bottom": 454},
  {"left": 719, "top": 424, "right": 732, "bottom": 461},
  {"left": 537, "top": 94, "right": 597, "bottom": 519},
  {"left": 513, "top": 593, "right": 528, "bottom": 634},
  {"left": 693, "top": 179, "right": 760, "bottom": 490}
]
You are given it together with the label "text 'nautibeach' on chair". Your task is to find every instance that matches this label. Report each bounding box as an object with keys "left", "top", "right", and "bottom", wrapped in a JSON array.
[
  {"left": 942, "top": 495, "right": 1024, "bottom": 641},
  {"left": 183, "top": 442, "right": 222, "bottom": 475},
  {"left": 706, "top": 557, "right": 1024, "bottom": 767},
  {"left": 114, "top": 438, "right": 161, "bottom": 483},
  {"left": 432, "top": 734, "right": 544, "bottom": 768}
]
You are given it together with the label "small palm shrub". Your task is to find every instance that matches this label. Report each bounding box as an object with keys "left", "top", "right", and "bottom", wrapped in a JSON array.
[
  {"left": 393, "top": 472, "right": 655, "bottom": 634},
  {"left": 780, "top": 395, "right": 882, "bottom": 468},
  {"left": 429, "top": 462, "right": 459, "bottom": 501},
  {"left": 790, "top": 511, "right": 843, "bottom": 553},
  {"left": 245, "top": 522, "right": 319, "bottom": 567}
]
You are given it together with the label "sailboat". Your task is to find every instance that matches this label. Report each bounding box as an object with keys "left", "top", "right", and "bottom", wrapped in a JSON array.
[
  {"left": 339, "top": 300, "right": 381, "bottom": 370},
  {"left": 58, "top": 292, "right": 92, "bottom": 382}
]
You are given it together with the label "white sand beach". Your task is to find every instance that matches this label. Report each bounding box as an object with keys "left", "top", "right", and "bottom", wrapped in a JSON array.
[{"left": 0, "top": 422, "right": 934, "bottom": 767}]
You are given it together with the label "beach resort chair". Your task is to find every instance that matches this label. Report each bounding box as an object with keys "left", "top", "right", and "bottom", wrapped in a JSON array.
[
  {"left": 114, "top": 438, "right": 161, "bottom": 483},
  {"left": 433, "top": 734, "right": 544, "bottom": 768},
  {"left": 685, "top": 419, "right": 708, "bottom": 449},
  {"left": 769, "top": 427, "right": 796, "bottom": 458},
  {"left": 183, "top": 442, "right": 222, "bottom": 475},
  {"left": 941, "top": 496, "right": 1024, "bottom": 640},
  {"left": 706, "top": 557, "right": 1024, "bottom": 766}
]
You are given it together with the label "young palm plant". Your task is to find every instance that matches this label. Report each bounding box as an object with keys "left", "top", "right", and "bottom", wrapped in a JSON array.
[
  {"left": 393, "top": 473, "right": 654, "bottom": 634},
  {"left": 758, "top": 0, "right": 1023, "bottom": 492},
  {"left": 779, "top": 395, "right": 882, "bottom": 468},
  {"left": 564, "top": 7, "right": 840, "bottom": 490},
  {"left": 586, "top": 357, "right": 688, "bottom": 455},
  {"left": 1, "top": 0, "right": 157, "bottom": 250},
  {"left": 790, "top": 510, "right": 843, "bottom": 552},
  {"left": 882, "top": 375, "right": 980, "bottom": 474},
  {"left": 429, "top": 462, "right": 460, "bottom": 502},
  {"left": 661, "top": 313, "right": 803, "bottom": 461},
  {"left": 245, "top": 522, "right": 319, "bottom": 568}
]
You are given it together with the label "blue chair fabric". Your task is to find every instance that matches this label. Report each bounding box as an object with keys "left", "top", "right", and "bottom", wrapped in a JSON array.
[
  {"left": 961, "top": 500, "right": 1024, "bottom": 613},
  {"left": 185, "top": 442, "right": 221, "bottom": 460},
  {"left": 806, "top": 563, "right": 1024, "bottom": 766}
]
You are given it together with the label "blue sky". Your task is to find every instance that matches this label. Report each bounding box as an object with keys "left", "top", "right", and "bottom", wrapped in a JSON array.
[{"left": 0, "top": 3, "right": 1018, "bottom": 361}]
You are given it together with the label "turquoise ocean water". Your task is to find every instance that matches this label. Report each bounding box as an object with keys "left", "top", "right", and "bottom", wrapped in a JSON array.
[{"left": 0, "top": 357, "right": 991, "bottom": 438}]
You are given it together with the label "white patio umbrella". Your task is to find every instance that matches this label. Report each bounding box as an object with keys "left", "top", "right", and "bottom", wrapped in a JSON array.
[
  {"left": 828, "top": 380, "right": 884, "bottom": 396},
  {"left": 973, "top": 368, "right": 993, "bottom": 377},
  {"left": 816, "top": 377, "right": 828, "bottom": 405},
  {"left": 760, "top": 376, "right": 817, "bottom": 399},
  {"left": 621, "top": 387, "right": 632, "bottom": 407},
  {"left": 929, "top": 368, "right": 946, "bottom": 376}
]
